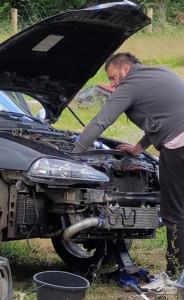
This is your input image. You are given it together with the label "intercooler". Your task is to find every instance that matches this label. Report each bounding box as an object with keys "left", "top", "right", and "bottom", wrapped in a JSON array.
[{"left": 101, "top": 206, "right": 160, "bottom": 229}]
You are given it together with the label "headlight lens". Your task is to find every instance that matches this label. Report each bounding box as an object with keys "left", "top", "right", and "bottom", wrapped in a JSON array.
[{"left": 27, "top": 158, "right": 109, "bottom": 182}]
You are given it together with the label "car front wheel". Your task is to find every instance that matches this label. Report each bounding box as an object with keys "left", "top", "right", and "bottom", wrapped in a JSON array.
[{"left": 51, "top": 237, "right": 132, "bottom": 272}]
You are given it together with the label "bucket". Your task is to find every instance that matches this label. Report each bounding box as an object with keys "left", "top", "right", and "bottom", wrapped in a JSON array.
[
  {"left": 33, "top": 271, "right": 90, "bottom": 300},
  {"left": 175, "top": 269, "right": 184, "bottom": 300},
  {"left": 0, "top": 256, "right": 13, "bottom": 300}
]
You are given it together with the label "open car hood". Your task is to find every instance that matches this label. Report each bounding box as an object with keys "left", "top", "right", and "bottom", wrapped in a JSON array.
[{"left": 0, "top": 1, "right": 150, "bottom": 123}]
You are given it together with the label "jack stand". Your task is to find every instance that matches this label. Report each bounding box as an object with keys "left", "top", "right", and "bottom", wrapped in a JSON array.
[
  {"left": 85, "top": 241, "right": 107, "bottom": 282},
  {"left": 105, "top": 241, "right": 154, "bottom": 288},
  {"left": 86, "top": 252, "right": 105, "bottom": 282}
]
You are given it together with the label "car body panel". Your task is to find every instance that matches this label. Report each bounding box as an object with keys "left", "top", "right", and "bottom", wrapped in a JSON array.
[{"left": 0, "top": 133, "right": 77, "bottom": 170}]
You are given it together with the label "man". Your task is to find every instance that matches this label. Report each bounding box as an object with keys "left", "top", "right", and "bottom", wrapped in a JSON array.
[{"left": 73, "top": 52, "right": 184, "bottom": 277}]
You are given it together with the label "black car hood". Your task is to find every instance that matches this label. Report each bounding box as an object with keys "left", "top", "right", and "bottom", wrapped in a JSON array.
[{"left": 0, "top": 1, "right": 150, "bottom": 123}]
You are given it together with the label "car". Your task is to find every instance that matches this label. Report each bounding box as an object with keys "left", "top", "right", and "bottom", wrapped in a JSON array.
[{"left": 0, "top": 1, "right": 161, "bottom": 276}]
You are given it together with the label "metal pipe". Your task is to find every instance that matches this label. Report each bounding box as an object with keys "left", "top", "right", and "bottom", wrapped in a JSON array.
[
  {"left": 63, "top": 217, "right": 106, "bottom": 241},
  {"left": 128, "top": 283, "right": 151, "bottom": 300}
]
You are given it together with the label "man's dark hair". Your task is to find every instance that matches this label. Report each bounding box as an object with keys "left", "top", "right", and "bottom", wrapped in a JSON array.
[{"left": 105, "top": 52, "right": 141, "bottom": 70}]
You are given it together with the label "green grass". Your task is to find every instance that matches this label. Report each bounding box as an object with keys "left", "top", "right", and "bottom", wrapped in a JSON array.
[
  {"left": 143, "top": 57, "right": 184, "bottom": 67},
  {"left": 130, "top": 227, "right": 167, "bottom": 274},
  {"left": 0, "top": 239, "right": 61, "bottom": 267}
]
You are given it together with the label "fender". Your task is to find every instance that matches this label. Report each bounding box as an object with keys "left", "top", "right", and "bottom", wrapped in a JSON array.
[{"left": 0, "top": 136, "right": 74, "bottom": 171}]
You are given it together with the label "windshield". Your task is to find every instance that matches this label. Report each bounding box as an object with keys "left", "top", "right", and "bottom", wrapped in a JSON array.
[{"left": 0, "top": 91, "right": 31, "bottom": 115}]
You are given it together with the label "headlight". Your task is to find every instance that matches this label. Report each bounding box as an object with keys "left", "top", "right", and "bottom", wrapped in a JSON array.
[{"left": 27, "top": 158, "right": 109, "bottom": 183}]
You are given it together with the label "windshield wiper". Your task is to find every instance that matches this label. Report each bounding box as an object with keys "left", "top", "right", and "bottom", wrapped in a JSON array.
[{"left": 0, "top": 111, "right": 44, "bottom": 124}]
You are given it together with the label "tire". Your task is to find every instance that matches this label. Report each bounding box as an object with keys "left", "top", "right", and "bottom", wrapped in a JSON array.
[
  {"left": 51, "top": 238, "right": 106, "bottom": 271},
  {"left": 51, "top": 237, "right": 132, "bottom": 272}
]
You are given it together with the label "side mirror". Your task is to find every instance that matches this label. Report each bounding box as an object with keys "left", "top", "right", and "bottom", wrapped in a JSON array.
[{"left": 37, "top": 108, "right": 46, "bottom": 120}]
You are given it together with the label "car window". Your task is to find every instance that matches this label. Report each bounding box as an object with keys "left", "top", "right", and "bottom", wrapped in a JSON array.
[
  {"left": 0, "top": 91, "right": 44, "bottom": 118},
  {"left": 0, "top": 91, "right": 30, "bottom": 115}
]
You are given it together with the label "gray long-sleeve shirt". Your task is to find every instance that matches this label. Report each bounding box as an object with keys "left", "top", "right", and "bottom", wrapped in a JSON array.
[{"left": 73, "top": 63, "right": 184, "bottom": 152}]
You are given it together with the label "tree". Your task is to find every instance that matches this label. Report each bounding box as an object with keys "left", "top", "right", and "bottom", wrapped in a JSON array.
[{"left": 0, "top": 0, "right": 183, "bottom": 25}]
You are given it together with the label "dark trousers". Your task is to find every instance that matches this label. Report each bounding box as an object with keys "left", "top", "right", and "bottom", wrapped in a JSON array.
[{"left": 160, "top": 145, "right": 184, "bottom": 276}]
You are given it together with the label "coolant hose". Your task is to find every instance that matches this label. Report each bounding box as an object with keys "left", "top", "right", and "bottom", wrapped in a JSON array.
[{"left": 63, "top": 217, "right": 106, "bottom": 241}]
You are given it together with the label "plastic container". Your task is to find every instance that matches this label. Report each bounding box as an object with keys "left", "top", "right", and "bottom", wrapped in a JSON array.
[
  {"left": 33, "top": 271, "right": 90, "bottom": 300},
  {"left": 0, "top": 256, "right": 13, "bottom": 300},
  {"left": 175, "top": 269, "right": 184, "bottom": 300}
]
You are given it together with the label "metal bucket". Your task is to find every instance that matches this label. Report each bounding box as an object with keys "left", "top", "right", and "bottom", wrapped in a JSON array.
[{"left": 33, "top": 271, "right": 90, "bottom": 300}]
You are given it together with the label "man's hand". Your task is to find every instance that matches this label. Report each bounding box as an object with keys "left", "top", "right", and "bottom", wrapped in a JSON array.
[{"left": 116, "top": 143, "right": 144, "bottom": 155}]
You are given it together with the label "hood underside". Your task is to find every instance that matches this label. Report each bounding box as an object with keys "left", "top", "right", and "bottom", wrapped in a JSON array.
[{"left": 0, "top": 1, "right": 150, "bottom": 122}]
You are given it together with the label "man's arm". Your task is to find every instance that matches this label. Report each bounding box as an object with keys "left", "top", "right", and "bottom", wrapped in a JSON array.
[
  {"left": 116, "top": 135, "right": 152, "bottom": 155},
  {"left": 116, "top": 142, "right": 144, "bottom": 155},
  {"left": 73, "top": 83, "right": 133, "bottom": 152}
]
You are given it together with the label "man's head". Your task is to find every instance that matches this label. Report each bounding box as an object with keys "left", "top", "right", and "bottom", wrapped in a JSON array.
[{"left": 105, "top": 52, "right": 141, "bottom": 88}]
